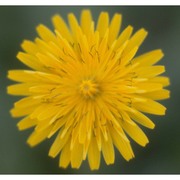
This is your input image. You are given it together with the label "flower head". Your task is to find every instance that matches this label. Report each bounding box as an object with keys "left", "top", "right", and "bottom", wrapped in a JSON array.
[{"left": 8, "top": 10, "right": 170, "bottom": 170}]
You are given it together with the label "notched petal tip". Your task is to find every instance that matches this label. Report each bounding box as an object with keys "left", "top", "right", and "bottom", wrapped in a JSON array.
[
  {"left": 59, "top": 164, "right": 69, "bottom": 169},
  {"left": 7, "top": 70, "right": 15, "bottom": 81},
  {"left": 9, "top": 109, "right": 17, "bottom": 118},
  {"left": 81, "top": 9, "right": 92, "bottom": 16},
  {"left": 27, "top": 139, "right": 36, "bottom": 148},
  {"left": 126, "top": 155, "right": 135, "bottom": 162},
  {"left": 7, "top": 86, "right": 15, "bottom": 96},
  {"left": 138, "top": 28, "right": 148, "bottom": 37},
  {"left": 51, "top": 14, "right": 61, "bottom": 22},
  {"left": 36, "top": 24, "right": 56, "bottom": 42},
  {"left": 148, "top": 122, "right": 155, "bottom": 129},
  {"left": 142, "top": 139, "right": 149, "bottom": 147},
  {"left": 48, "top": 151, "right": 56, "bottom": 158},
  {"left": 9, "top": 106, "right": 15, "bottom": 115},
  {"left": 16, "top": 51, "right": 23, "bottom": 59},
  {"left": 36, "top": 24, "right": 45, "bottom": 33},
  {"left": 165, "top": 77, "right": 171, "bottom": 87},
  {"left": 17, "top": 122, "right": 29, "bottom": 131},
  {"left": 159, "top": 49, "right": 164, "bottom": 57}
]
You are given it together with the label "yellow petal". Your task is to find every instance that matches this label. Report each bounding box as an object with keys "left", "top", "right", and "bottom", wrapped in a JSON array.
[
  {"left": 71, "top": 140, "right": 83, "bottom": 169},
  {"left": 98, "top": 29, "right": 109, "bottom": 56},
  {"left": 133, "top": 49, "right": 164, "bottom": 66},
  {"left": 16, "top": 52, "right": 44, "bottom": 71},
  {"left": 76, "top": 33, "right": 90, "bottom": 65},
  {"left": 17, "top": 116, "right": 37, "bottom": 130},
  {"left": 7, "top": 83, "right": 33, "bottom": 96},
  {"left": 27, "top": 126, "right": 52, "bottom": 147},
  {"left": 59, "top": 140, "right": 71, "bottom": 168},
  {"left": 123, "top": 28, "right": 148, "bottom": 55},
  {"left": 128, "top": 109, "right": 155, "bottom": 129},
  {"left": 34, "top": 118, "right": 52, "bottom": 132},
  {"left": 109, "top": 126, "right": 134, "bottom": 161},
  {"left": 86, "top": 26, "right": 99, "bottom": 54},
  {"left": 30, "top": 104, "right": 49, "bottom": 119},
  {"left": 80, "top": 10, "right": 93, "bottom": 36},
  {"left": 68, "top": 13, "right": 79, "bottom": 39},
  {"left": 120, "top": 120, "right": 149, "bottom": 146},
  {"left": 98, "top": 41, "right": 128, "bottom": 81},
  {"left": 8, "top": 69, "right": 62, "bottom": 85},
  {"left": 149, "top": 76, "right": 170, "bottom": 87},
  {"left": 14, "top": 96, "right": 40, "bottom": 108},
  {"left": 115, "top": 25, "right": 133, "bottom": 50},
  {"left": 35, "top": 38, "right": 55, "bottom": 55},
  {"left": 133, "top": 98, "right": 166, "bottom": 115},
  {"left": 52, "top": 14, "right": 73, "bottom": 43},
  {"left": 136, "top": 66, "right": 165, "bottom": 78},
  {"left": 21, "top": 40, "right": 39, "bottom": 55},
  {"left": 121, "top": 46, "right": 138, "bottom": 66},
  {"left": 88, "top": 136, "right": 100, "bottom": 170},
  {"left": 10, "top": 106, "right": 36, "bottom": 118},
  {"left": 135, "top": 83, "right": 163, "bottom": 93},
  {"left": 108, "top": 13, "right": 122, "bottom": 45},
  {"left": 36, "top": 53, "right": 62, "bottom": 74},
  {"left": 29, "top": 84, "right": 56, "bottom": 94},
  {"left": 142, "top": 89, "right": 170, "bottom": 100},
  {"left": 83, "top": 138, "right": 91, "bottom": 160},
  {"left": 55, "top": 31, "right": 81, "bottom": 68},
  {"left": 37, "top": 106, "right": 60, "bottom": 122},
  {"left": 118, "top": 110, "right": 135, "bottom": 126},
  {"left": 101, "top": 130, "right": 115, "bottom": 165},
  {"left": 49, "top": 128, "right": 71, "bottom": 158},
  {"left": 8, "top": 70, "right": 38, "bottom": 83},
  {"left": 93, "top": 122, "right": 102, "bottom": 151},
  {"left": 48, "top": 116, "right": 67, "bottom": 138},
  {"left": 70, "top": 123, "right": 80, "bottom": 150},
  {"left": 78, "top": 120, "right": 87, "bottom": 144},
  {"left": 36, "top": 24, "right": 56, "bottom": 42},
  {"left": 96, "top": 12, "right": 109, "bottom": 39}
]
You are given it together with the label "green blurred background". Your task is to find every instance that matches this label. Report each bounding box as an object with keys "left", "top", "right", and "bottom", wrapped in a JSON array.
[{"left": 0, "top": 6, "right": 179, "bottom": 174}]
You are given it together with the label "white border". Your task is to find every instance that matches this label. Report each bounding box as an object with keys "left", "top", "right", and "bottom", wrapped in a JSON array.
[
  {"left": 0, "top": 175, "right": 180, "bottom": 180},
  {"left": 0, "top": 0, "right": 179, "bottom": 5}
]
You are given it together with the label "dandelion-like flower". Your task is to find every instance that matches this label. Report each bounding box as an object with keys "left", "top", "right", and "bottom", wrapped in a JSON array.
[{"left": 8, "top": 10, "right": 170, "bottom": 170}]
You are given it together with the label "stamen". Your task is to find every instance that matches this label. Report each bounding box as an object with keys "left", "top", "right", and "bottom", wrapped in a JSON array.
[{"left": 79, "top": 79, "right": 99, "bottom": 99}]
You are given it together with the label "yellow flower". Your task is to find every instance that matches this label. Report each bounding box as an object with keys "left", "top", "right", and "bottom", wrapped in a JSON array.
[{"left": 7, "top": 10, "right": 170, "bottom": 170}]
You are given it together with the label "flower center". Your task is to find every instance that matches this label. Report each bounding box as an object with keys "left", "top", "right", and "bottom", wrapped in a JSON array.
[{"left": 79, "top": 79, "right": 99, "bottom": 99}]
